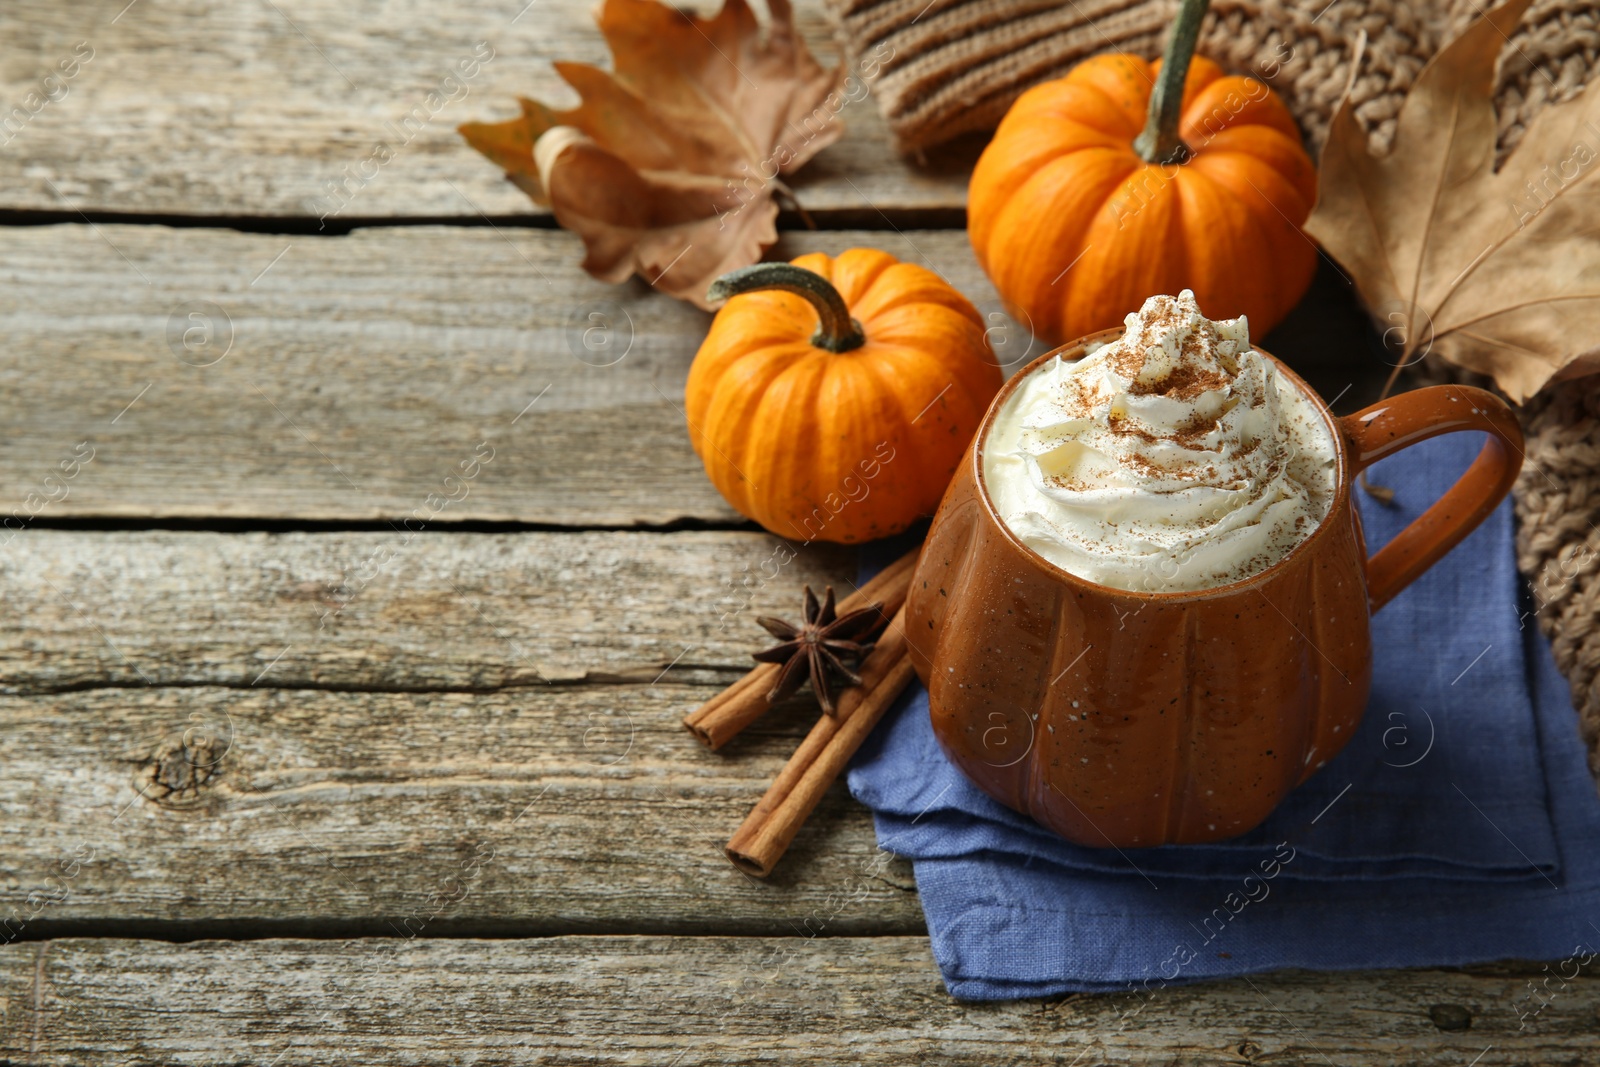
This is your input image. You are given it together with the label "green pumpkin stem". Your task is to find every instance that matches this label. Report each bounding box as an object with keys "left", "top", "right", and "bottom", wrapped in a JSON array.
[
  {"left": 1132, "top": 0, "right": 1210, "bottom": 165},
  {"left": 706, "top": 263, "right": 866, "bottom": 353}
]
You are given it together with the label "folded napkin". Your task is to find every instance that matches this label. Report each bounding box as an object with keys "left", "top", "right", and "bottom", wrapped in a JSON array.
[{"left": 850, "top": 432, "right": 1600, "bottom": 998}]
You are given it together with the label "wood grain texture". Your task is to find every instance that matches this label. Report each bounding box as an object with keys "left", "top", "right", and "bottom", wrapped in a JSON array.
[
  {"left": 0, "top": 528, "right": 912, "bottom": 934},
  {"left": 1, "top": 937, "right": 1595, "bottom": 1065},
  {"left": 0, "top": 224, "right": 1012, "bottom": 524},
  {"left": 0, "top": 683, "right": 921, "bottom": 935},
  {"left": 0, "top": 529, "right": 855, "bottom": 690},
  {"left": 0, "top": 0, "right": 975, "bottom": 220}
]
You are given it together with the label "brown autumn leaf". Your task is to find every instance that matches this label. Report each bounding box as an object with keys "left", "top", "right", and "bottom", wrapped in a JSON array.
[
  {"left": 1305, "top": 0, "right": 1600, "bottom": 402},
  {"left": 459, "top": 0, "right": 844, "bottom": 309}
]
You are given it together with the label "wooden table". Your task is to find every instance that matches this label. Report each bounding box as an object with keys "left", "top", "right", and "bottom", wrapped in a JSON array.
[{"left": 1, "top": 1, "right": 1595, "bottom": 1062}]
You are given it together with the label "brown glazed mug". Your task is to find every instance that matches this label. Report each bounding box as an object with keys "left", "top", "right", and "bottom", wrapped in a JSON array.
[{"left": 906, "top": 329, "right": 1524, "bottom": 848}]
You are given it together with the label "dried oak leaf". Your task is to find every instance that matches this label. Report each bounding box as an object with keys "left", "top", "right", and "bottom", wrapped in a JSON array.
[
  {"left": 459, "top": 0, "right": 843, "bottom": 309},
  {"left": 1305, "top": 0, "right": 1600, "bottom": 402}
]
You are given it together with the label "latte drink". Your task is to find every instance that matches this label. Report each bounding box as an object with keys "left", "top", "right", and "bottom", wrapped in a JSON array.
[{"left": 982, "top": 291, "right": 1337, "bottom": 593}]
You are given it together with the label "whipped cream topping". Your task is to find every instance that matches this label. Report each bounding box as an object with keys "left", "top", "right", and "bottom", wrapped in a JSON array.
[{"left": 982, "top": 291, "right": 1337, "bottom": 592}]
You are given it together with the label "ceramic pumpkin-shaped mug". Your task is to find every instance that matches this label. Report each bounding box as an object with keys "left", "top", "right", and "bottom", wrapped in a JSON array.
[{"left": 905, "top": 331, "right": 1524, "bottom": 848}]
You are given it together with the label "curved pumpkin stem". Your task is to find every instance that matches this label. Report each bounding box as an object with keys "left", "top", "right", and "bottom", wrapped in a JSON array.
[
  {"left": 1132, "top": 0, "right": 1210, "bottom": 165},
  {"left": 707, "top": 263, "right": 866, "bottom": 353}
]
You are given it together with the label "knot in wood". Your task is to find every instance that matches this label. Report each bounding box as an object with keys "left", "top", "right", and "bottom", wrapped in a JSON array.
[{"left": 137, "top": 734, "right": 223, "bottom": 806}]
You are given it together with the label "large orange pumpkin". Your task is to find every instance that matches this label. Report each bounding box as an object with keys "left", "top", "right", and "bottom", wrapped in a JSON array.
[
  {"left": 968, "top": 5, "right": 1317, "bottom": 346},
  {"left": 686, "top": 249, "right": 1001, "bottom": 544}
]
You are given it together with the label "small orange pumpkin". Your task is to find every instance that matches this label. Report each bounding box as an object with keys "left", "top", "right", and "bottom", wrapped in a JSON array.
[
  {"left": 968, "top": 0, "right": 1317, "bottom": 345},
  {"left": 686, "top": 249, "right": 1001, "bottom": 544}
]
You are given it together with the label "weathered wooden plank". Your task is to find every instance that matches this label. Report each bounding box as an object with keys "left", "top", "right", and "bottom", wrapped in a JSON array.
[
  {"left": 0, "top": 530, "right": 853, "bottom": 690},
  {"left": 0, "top": 224, "right": 1011, "bottom": 524},
  {"left": 1, "top": 937, "right": 1595, "bottom": 1064},
  {"left": 0, "top": 222, "right": 1386, "bottom": 525},
  {"left": 0, "top": 682, "right": 921, "bottom": 935},
  {"left": 0, "top": 529, "right": 898, "bottom": 934},
  {"left": 0, "top": 0, "right": 975, "bottom": 220}
]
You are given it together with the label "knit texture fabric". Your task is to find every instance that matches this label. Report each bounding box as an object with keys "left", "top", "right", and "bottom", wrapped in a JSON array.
[
  {"left": 829, "top": 0, "right": 1598, "bottom": 158},
  {"left": 1514, "top": 381, "right": 1600, "bottom": 777},
  {"left": 828, "top": 0, "right": 1600, "bottom": 778}
]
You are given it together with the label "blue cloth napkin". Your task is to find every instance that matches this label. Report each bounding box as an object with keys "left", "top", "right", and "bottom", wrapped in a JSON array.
[{"left": 850, "top": 433, "right": 1600, "bottom": 998}]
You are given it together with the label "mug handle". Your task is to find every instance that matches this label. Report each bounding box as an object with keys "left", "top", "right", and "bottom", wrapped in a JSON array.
[{"left": 1338, "top": 384, "right": 1523, "bottom": 613}]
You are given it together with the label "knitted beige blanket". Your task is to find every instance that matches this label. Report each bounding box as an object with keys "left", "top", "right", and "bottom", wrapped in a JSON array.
[
  {"left": 828, "top": 0, "right": 1595, "bottom": 157},
  {"left": 828, "top": 0, "right": 1600, "bottom": 774}
]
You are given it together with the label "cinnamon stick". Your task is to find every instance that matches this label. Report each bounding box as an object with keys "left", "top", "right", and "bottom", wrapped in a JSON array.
[
  {"left": 683, "top": 546, "right": 920, "bottom": 750},
  {"left": 725, "top": 605, "right": 917, "bottom": 877}
]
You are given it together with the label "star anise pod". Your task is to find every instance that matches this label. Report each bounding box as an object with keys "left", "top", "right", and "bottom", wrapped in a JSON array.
[{"left": 752, "top": 585, "right": 886, "bottom": 716}]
